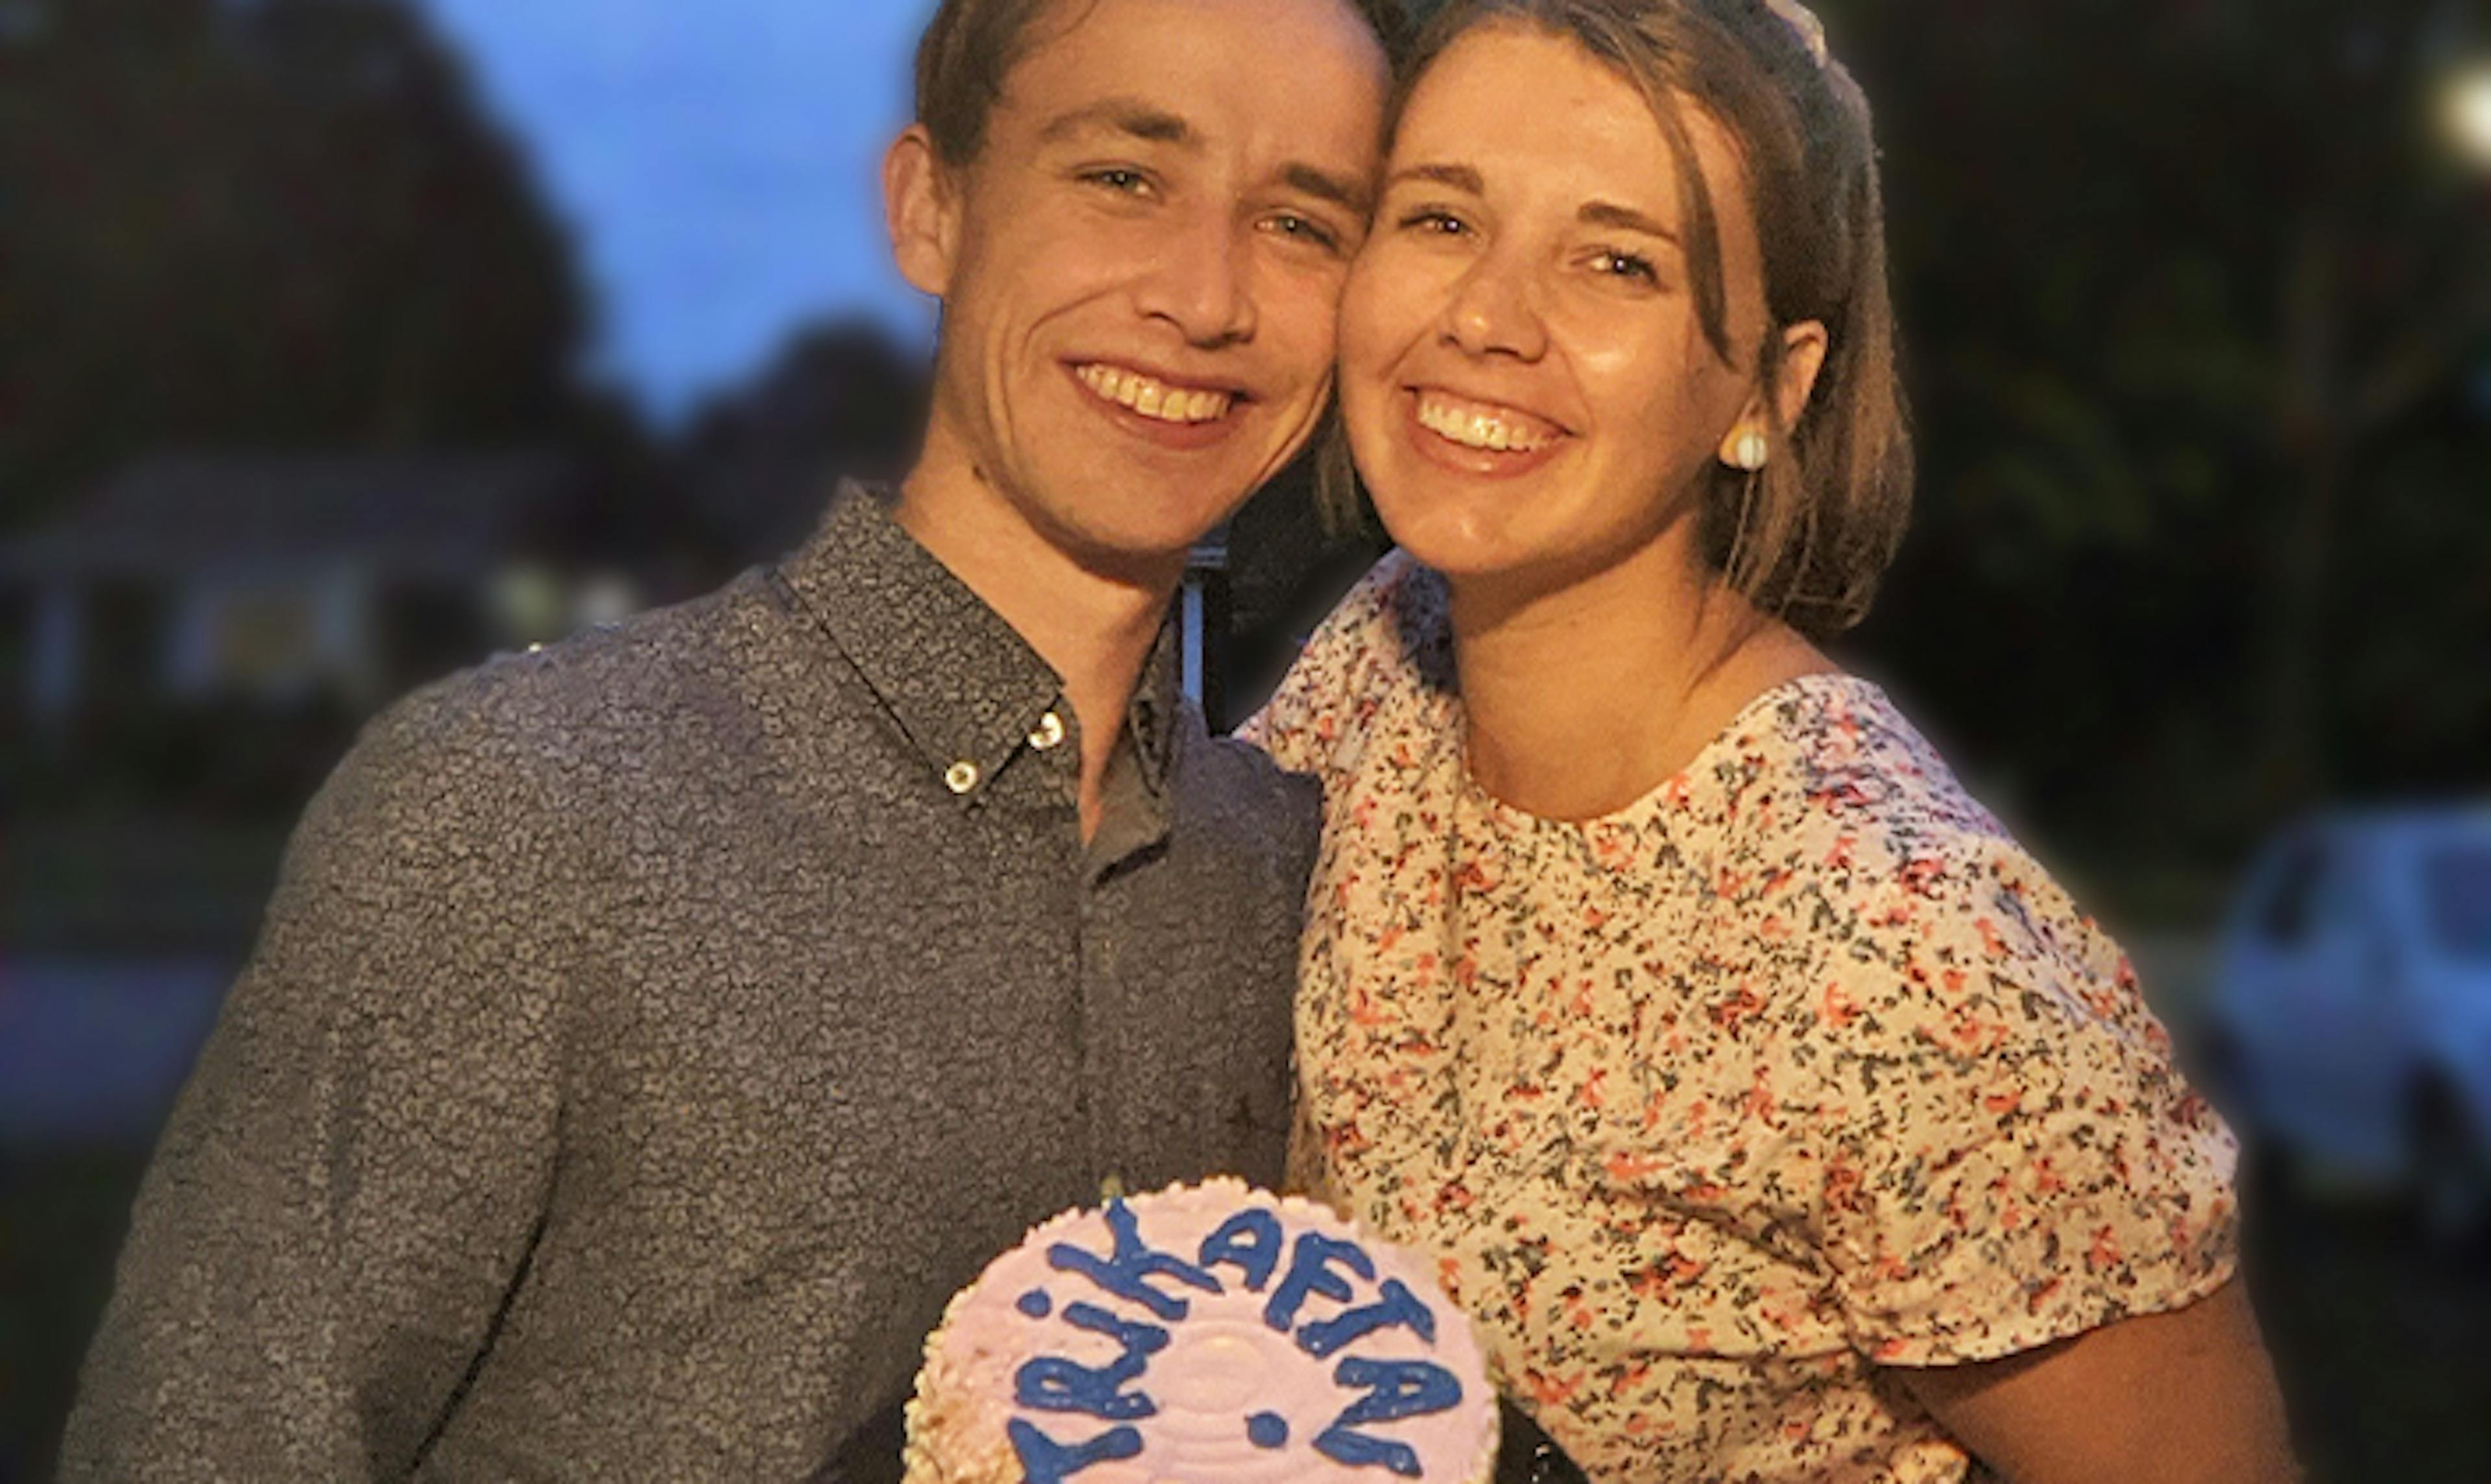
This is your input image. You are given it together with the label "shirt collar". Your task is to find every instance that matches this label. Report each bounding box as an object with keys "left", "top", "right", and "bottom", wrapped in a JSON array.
[{"left": 774, "top": 482, "right": 1184, "bottom": 800}]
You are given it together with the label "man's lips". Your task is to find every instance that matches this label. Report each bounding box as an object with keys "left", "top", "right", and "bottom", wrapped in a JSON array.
[{"left": 1074, "top": 361, "right": 1240, "bottom": 425}]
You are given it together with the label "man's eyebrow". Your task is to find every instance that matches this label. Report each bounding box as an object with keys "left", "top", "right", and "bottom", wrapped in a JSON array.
[
  {"left": 1580, "top": 200, "right": 1680, "bottom": 241},
  {"left": 1284, "top": 162, "right": 1374, "bottom": 218},
  {"left": 1384, "top": 162, "right": 1484, "bottom": 195},
  {"left": 1038, "top": 99, "right": 1195, "bottom": 147}
]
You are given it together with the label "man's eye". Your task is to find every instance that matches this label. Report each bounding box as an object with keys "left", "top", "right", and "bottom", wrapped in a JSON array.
[
  {"left": 1267, "top": 212, "right": 1343, "bottom": 253},
  {"left": 1081, "top": 167, "right": 1151, "bottom": 195}
]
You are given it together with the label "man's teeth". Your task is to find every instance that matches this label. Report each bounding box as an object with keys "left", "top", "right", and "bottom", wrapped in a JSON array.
[
  {"left": 1077, "top": 365, "right": 1233, "bottom": 424},
  {"left": 1415, "top": 395, "right": 1557, "bottom": 453}
]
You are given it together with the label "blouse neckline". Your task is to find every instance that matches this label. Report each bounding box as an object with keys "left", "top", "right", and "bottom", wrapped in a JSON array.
[{"left": 1450, "top": 670, "right": 1881, "bottom": 835}]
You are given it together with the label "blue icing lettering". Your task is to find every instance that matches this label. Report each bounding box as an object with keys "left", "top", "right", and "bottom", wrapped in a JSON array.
[
  {"left": 1262, "top": 1231, "right": 1374, "bottom": 1334},
  {"left": 1048, "top": 1198, "right": 1222, "bottom": 1321},
  {"left": 1017, "top": 1289, "right": 1052, "bottom": 1319},
  {"left": 1295, "top": 1277, "right": 1438, "bottom": 1358},
  {"left": 1197, "top": 1207, "right": 1284, "bottom": 1293},
  {"left": 1008, "top": 1418, "right": 1143, "bottom": 1483},
  {"left": 1247, "top": 1411, "right": 1290, "bottom": 1448},
  {"left": 1312, "top": 1358, "right": 1463, "bottom": 1478},
  {"left": 1015, "top": 1347, "right": 1157, "bottom": 1422},
  {"left": 1063, "top": 1301, "right": 1170, "bottom": 1359},
  {"left": 1015, "top": 1300, "right": 1168, "bottom": 1422}
]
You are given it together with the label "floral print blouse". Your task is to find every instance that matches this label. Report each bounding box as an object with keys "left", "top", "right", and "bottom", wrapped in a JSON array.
[{"left": 1242, "top": 555, "right": 2240, "bottom": 1484}]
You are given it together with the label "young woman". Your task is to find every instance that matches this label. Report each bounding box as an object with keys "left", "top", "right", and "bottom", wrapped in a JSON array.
[{"left": 1245, "top": 1, "right": 2297, "bottom": 1479}]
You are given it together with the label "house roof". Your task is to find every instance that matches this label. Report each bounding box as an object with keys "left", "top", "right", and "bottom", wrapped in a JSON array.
[{"left": 0, "top": 451, "right": 577, "bottom": 582}]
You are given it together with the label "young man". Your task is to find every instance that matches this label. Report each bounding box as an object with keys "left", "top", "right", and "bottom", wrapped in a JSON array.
[{"left": 58, "top": 1, "right": 1390, "bottom": 1477}]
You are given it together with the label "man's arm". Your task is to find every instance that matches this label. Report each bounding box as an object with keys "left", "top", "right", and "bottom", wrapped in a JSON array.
[
  {"left": 1897, "top": 1279, "right": 2298, "bottom": 1483},
  {"left": 58, "top": 689, "right": 564, "bottom": 1481}
]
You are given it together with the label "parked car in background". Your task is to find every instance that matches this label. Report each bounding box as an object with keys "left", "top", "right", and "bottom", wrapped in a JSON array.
[{"left": 2198, "top": 807, "right": 2491, "bottom": 1234}]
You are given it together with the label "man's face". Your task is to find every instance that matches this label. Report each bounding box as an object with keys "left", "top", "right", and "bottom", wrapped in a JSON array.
[{"left": 897, "top": 0, "right": 1388, "bottom": 579}]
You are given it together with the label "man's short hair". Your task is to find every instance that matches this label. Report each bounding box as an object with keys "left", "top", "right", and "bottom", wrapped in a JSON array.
[{"left": 914, "top": 0, "right": 1408, "bottom": 167}]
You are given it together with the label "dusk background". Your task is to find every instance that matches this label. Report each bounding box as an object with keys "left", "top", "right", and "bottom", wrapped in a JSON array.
[{"left": 5, "top": 0, "right": 2489, "bottom": 1479}]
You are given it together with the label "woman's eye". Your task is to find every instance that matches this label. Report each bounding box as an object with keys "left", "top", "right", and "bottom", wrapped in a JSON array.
[
  {"left": 1591, "top": 248, "right": 1658, "bottom": 283},
  {"left": 1399, "top": 209, "right": 1469, "bottom": 237}
]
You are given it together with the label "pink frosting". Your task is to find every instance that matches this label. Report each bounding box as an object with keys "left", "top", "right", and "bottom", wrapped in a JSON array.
[{"left": 909, "top": 1180, "right": 1496, "bottom": 1483}]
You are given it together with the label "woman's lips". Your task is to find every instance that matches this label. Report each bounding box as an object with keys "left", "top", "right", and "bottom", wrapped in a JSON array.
[
  {"left": 1401, "top": 387, "right": 1570, "bottom": 476},
  {"left": 1413, "top": 389, "right": 1565, "bottom": 451}
]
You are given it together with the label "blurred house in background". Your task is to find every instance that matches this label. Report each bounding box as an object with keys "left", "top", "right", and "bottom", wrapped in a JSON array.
[{"left": 2, "top": 451, "right": 617, "bottom": 731}]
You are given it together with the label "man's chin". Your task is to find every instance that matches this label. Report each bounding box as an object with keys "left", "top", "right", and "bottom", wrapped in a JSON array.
[{"left": 1057, "top": 524, "right": 1218, "bottom": 592}]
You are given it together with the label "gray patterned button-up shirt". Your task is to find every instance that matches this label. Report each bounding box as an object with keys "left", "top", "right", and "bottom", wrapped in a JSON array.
[{"left": 61, "top": 484, "right": 1320, "bottom": 1482}]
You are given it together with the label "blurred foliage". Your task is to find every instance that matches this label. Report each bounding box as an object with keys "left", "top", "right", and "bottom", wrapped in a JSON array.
[
  {"left": 1818, "top": 0, "right": 2491, "bottom": 867},
  {"left": 677, "top": 319, "right": 933, "bottom": 575},
  {"left": 0, "top": 0, "right": 592, "bottom": 532}
]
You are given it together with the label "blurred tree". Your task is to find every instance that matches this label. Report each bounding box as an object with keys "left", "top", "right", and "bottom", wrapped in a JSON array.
[
  {"left": 675, "top": 317, "right": 931, "bottom": 577},
  {"left": 1817, "top": 0, "right": 2491, "bottom": 862},
  {"left": 0, "top": 0, "right": 591, "bottom": 531}
]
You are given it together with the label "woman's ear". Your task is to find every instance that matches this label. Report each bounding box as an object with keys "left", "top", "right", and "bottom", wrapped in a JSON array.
[
  {"left": 1772, "top": 319, "right": 1829, "bottom": 431},
  {"left": 884, "top": 124, "right": 960, "bottom": 298},
  {"left": 1718, "top": 320, "right": 1832, "bottom": 470}
]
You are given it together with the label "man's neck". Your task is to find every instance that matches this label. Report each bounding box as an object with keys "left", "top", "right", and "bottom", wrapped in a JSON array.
[{"left": 894, "top": 451, "right": 1182, "bottom": 841}]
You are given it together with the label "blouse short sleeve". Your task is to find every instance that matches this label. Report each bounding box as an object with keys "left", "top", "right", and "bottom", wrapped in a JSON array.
[{"left": 1808, "top": 828, "right": 2241, "bottom": 1367}]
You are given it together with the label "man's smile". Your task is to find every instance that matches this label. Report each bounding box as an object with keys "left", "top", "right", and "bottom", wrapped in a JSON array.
[{"left": 1074, "top": 361, "right": 1239, "bottom": 425}]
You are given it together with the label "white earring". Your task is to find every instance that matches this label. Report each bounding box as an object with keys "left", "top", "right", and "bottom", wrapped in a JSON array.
[{"left": 1727, "top": 429, "right": 1770, "bottom": 472}]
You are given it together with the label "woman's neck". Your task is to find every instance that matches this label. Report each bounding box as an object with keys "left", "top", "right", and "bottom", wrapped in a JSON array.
[{"left": 1447, "top": 538, "right": 1831, "bottom": 822}]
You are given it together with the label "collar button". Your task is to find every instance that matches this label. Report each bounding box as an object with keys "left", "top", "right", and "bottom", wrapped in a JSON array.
[
  {"left": 943, "top": 760, "right": 981, "bottom": 795},
  {"left": 1028, "top": 710, "right": 1068, "bottom": 752}
]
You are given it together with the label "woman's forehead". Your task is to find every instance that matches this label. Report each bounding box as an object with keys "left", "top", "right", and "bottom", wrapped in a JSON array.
[{"left": 1390, "top": 23, "right": 1752, "bottom": 217}]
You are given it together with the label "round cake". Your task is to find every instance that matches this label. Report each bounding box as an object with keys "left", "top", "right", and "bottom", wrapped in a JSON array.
[{"left": 902, "top": 1179, "right": 1498, "bottom": 1483}]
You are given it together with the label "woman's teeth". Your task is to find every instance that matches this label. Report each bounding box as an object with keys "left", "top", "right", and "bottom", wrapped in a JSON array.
[
  {"left": 1415, "top": 394, "right": 1559, "bottom": 453},
  {"left": 1077, "top": 365, "right": 1233, "bottom": 424}
]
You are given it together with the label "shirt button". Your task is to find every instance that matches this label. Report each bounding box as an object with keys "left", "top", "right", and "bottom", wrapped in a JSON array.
[
  {"left": 944, "top": 760, "right": 980, "bottom": 795},
  {"left": 1028, "top": 710, "right": 1068, "bottom": 751}
]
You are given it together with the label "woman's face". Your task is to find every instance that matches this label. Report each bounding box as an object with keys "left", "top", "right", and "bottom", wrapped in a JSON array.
[{"left": 1338, "top": 23, "right": 1774, "bottom": 593}]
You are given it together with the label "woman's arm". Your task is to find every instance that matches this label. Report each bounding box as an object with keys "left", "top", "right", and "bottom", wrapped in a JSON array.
[{"left": 1897, "top": 1279, "right": 2298, "bottom": 1483}]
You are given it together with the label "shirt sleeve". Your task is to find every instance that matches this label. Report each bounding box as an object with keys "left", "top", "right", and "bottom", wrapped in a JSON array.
[
  {"left": 57, "top": 681, "right": 567, "bottom": 1481},
  {"left": 1811, "top": 839, "right": 2241, "bottom": 1368},
  {"left": 1234, "top": 550, "right": 1430, "bottom": 784}
]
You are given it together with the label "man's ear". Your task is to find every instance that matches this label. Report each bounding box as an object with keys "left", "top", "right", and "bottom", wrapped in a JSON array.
[{"left": 884, "top": 124, "right": 960, "bottom": 298}]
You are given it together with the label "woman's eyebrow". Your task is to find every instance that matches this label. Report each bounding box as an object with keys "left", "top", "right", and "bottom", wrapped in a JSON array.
[
  {"left": 1578, "top": 200, "right": 1679, "bottom": 243},
  {"left": 1384, "top": 161, "right": 1485, "bottom": 195}
]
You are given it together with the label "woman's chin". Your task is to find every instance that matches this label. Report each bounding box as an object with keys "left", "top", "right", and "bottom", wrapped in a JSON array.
[{"left": 1373, "top": 512, "right": 1529, "bottom": 584}]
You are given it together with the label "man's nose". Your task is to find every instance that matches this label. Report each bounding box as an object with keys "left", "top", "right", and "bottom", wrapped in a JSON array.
[{"left": 1134, "top": 210, "right": 1258, "bottom": 348}]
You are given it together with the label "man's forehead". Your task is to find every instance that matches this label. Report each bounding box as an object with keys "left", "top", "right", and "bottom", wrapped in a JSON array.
[
  {"left": 991, "top": 0, "right": 1384, "bottom": 163},
  {"left": 999, "top": 0, "right": 1385, "bottom": 120}
]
